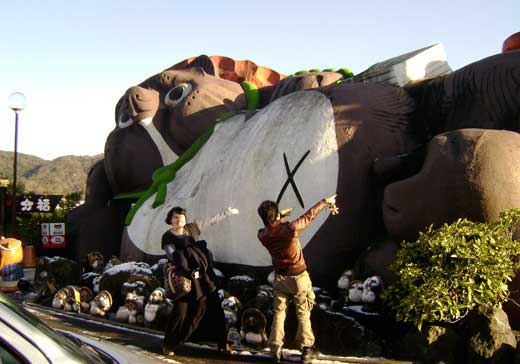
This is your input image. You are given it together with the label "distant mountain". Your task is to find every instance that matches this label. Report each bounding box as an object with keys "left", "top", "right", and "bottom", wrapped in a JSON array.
[{"left": 0, "top": 151, "right": 102, "bottom": 195}]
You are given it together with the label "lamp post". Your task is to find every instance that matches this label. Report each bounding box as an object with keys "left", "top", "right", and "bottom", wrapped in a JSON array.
[{"left": 7, "top": 92, "right": 26, "bottom": 237}]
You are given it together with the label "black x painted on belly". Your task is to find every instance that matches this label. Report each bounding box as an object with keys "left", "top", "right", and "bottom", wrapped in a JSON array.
[{"left": 276, "top": 150, "right": 310, "bottom": 208}]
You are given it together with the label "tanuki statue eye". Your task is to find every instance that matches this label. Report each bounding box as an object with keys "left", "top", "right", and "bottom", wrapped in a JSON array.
[{"left": 165, "top": 83, "right": 192, "bottom": 107}]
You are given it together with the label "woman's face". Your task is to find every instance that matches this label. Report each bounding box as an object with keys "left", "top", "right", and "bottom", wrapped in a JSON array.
[{"left": 171, "top": 213, "right": 186, "bottom": 230}]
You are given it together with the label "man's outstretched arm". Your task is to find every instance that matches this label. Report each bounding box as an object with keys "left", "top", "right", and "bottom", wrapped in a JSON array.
[{"left": 291, "top": 194, "right": 339, "bottom": 232}]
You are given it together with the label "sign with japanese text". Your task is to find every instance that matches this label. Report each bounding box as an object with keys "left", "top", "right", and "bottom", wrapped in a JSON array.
[
  {"left": 41, "top": 222, "right": 66, "bottom": 248},
  {"left": 17, "top": 195, "right": 62, "bottom": 213}
]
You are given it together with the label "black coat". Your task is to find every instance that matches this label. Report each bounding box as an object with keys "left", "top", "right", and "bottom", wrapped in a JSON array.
[{"left": 161, "top": 230, "right": 217, "bottom": 300}]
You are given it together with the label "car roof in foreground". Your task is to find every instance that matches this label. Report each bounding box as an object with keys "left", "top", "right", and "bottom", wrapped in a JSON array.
[
  {"left": 0, "top": 292, "right": 168, "bottom": 364},
  {"left": 0, "top": 292, "right": 91, "bottom": 363}
]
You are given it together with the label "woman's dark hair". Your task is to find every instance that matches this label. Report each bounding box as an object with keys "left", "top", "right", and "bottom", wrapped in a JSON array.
[
  {"left": 165, "top": 206, "right": 187, "bottom": 224},
  {"left": 257, "top": 200, "right": 279, "bottom": 226}
]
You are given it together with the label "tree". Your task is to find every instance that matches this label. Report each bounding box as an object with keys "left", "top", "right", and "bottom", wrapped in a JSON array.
[
  {"left": 58, "top": 192, "right": 84, "bottom": 212},
  {"left": 7, "top": 179, "right": 26, "bottom": 194}
]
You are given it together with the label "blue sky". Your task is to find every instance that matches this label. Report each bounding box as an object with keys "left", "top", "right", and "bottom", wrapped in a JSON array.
[{"left": 0, "top": 0, "right": 518, "bottom": 160}]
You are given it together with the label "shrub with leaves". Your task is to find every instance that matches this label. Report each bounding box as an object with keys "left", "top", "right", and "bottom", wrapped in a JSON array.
[{"left": 383, "top": 208, "right": 520, "bottom": 330}]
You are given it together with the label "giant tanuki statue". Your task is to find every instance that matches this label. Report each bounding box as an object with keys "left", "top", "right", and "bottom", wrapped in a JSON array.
[
  {"left": 67, "top": 49, "right": 520, "bottom": 302},
  {"left": 66, "top": 56, "right": 285, "bottom": 259}
]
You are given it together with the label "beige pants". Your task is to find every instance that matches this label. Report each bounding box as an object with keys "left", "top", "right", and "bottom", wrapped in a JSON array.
[{"left": 269, "top": 270, "right": 316, "bottom": 351}]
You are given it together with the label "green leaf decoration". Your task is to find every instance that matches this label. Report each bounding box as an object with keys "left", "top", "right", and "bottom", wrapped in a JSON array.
[
  {"left": 308, "top": 68, "right": 321, "bottom": 73},
  {"left": 337, "top": 68, "right": 354, "bottom": 79},
  {"left": 240, "top": 81, "right": 259, "bottom": 111}
]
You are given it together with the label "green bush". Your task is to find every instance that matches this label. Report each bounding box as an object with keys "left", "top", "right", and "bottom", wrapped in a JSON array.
[{"left": 383, "top": 208, "right": 520, "bottom": 330}]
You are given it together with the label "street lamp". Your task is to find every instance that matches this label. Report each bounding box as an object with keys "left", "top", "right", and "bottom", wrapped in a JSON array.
[{"left": 7, "top": 92, "right": 26, "bottom": 237}]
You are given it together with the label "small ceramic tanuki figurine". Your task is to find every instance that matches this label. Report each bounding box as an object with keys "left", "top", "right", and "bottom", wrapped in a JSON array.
[
  {"left": 115, "top": 291, "right": 145, "bottom": 325},
  {"left": 90, "top": 290, "right": 113, "bottom": 317},
  {"left": 361, "top": 276, "right": 383, "bottom": 303},
  {"left": 79, "top": 286, "right": 93, "bottom": 313},
  {"left": 144, "top": 287, "right": 173, "bottom": 330},
  {"left": 347, "top": 281, "right": 364, "bottom": 305},
  {"left": 52, "top": 286, "right": 81, "bottom": 312},
  {"left": 337, "top": 269, "right": 354, "bottom": 293},
  {"left": 83, "top": 252, "right": 105, "bottom": 274},
  {"left": 240, "top": 307, "right": 268, "bottom": 347},
  {"left": 361, "top": 275, "right": 384, "bottom": 313}
]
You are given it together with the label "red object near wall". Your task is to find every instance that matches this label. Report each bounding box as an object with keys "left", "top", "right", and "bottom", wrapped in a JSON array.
[
  {"left": 41, "top": 223, "right": 66, "bottom": 248},
  {"left": 502, "top": 32, "right": 520, "bottom": 53}
]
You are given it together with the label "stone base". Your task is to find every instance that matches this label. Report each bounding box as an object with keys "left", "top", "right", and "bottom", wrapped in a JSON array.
[{"left": 0, "top": 279, "right": 19, "bottom": 292}]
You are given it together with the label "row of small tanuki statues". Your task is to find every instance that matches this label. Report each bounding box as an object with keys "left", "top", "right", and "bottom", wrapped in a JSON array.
[{"left": 48, "top": 251, "right": 383, "bottom": 346}]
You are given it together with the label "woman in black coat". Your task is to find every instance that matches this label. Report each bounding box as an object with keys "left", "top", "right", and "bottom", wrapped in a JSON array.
[{"left": 162, "top": 205, "right": 238, "bottom": 356}]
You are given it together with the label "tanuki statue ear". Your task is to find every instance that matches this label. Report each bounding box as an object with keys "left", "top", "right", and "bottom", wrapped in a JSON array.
[{"left": 187, "top": 54, "right": 217, "bottom": 76}]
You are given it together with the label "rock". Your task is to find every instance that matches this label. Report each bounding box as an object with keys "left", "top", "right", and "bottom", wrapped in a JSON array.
[
  {"left": 98, "top": 261, "right": 157, "bottom": 309},
  {"left": 384, "top": 129, "right": 520, "bottom": 243},
  {"left": 150, "top": 258, "right": 168, "bottom": 287},
  {"left": 316, "top": 293, "right": 332, "bottom": 306},
  {"left": 395, "top": 324, "right": 464, "bottom": 363},
  {"left": 80, "top": 271, "right": 100, "bottom": 292},
  {"left": 465, "top": 304, "right": 517, "bottom": 364},
  {"left": 352, "top": 239, "right": 399, "bottom": 286},
  {"left": 17, "top": 278, "right": 33, "bottom": 292},
  {"left": 34, "top": 256, "right": 81, "bottom": 305},
  {"left": 330, "top": 299, "right": 344, "bottom": 312},
  {"left": 256, "top": 284, "right": 273, "bottom": 296},
  {"left": 212, "top": 267, "right": 226, "bottom": 288},
  {"left": 227, "top": 275, "right": 258, "bottom": 302},
  {"left": 392, "top": 305, "right": 517, "bottom": 364},
  {"left": 312, "top": 307, "right": 383, "bottom": 357}
]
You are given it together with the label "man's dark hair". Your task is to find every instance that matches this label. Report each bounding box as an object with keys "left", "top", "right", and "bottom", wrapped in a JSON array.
[
  {"left": 257, "top": 200, "right": 279, "bottom": 226},
  {"left": 165, "top": 206, "right": 187, "bottom": 224}
]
